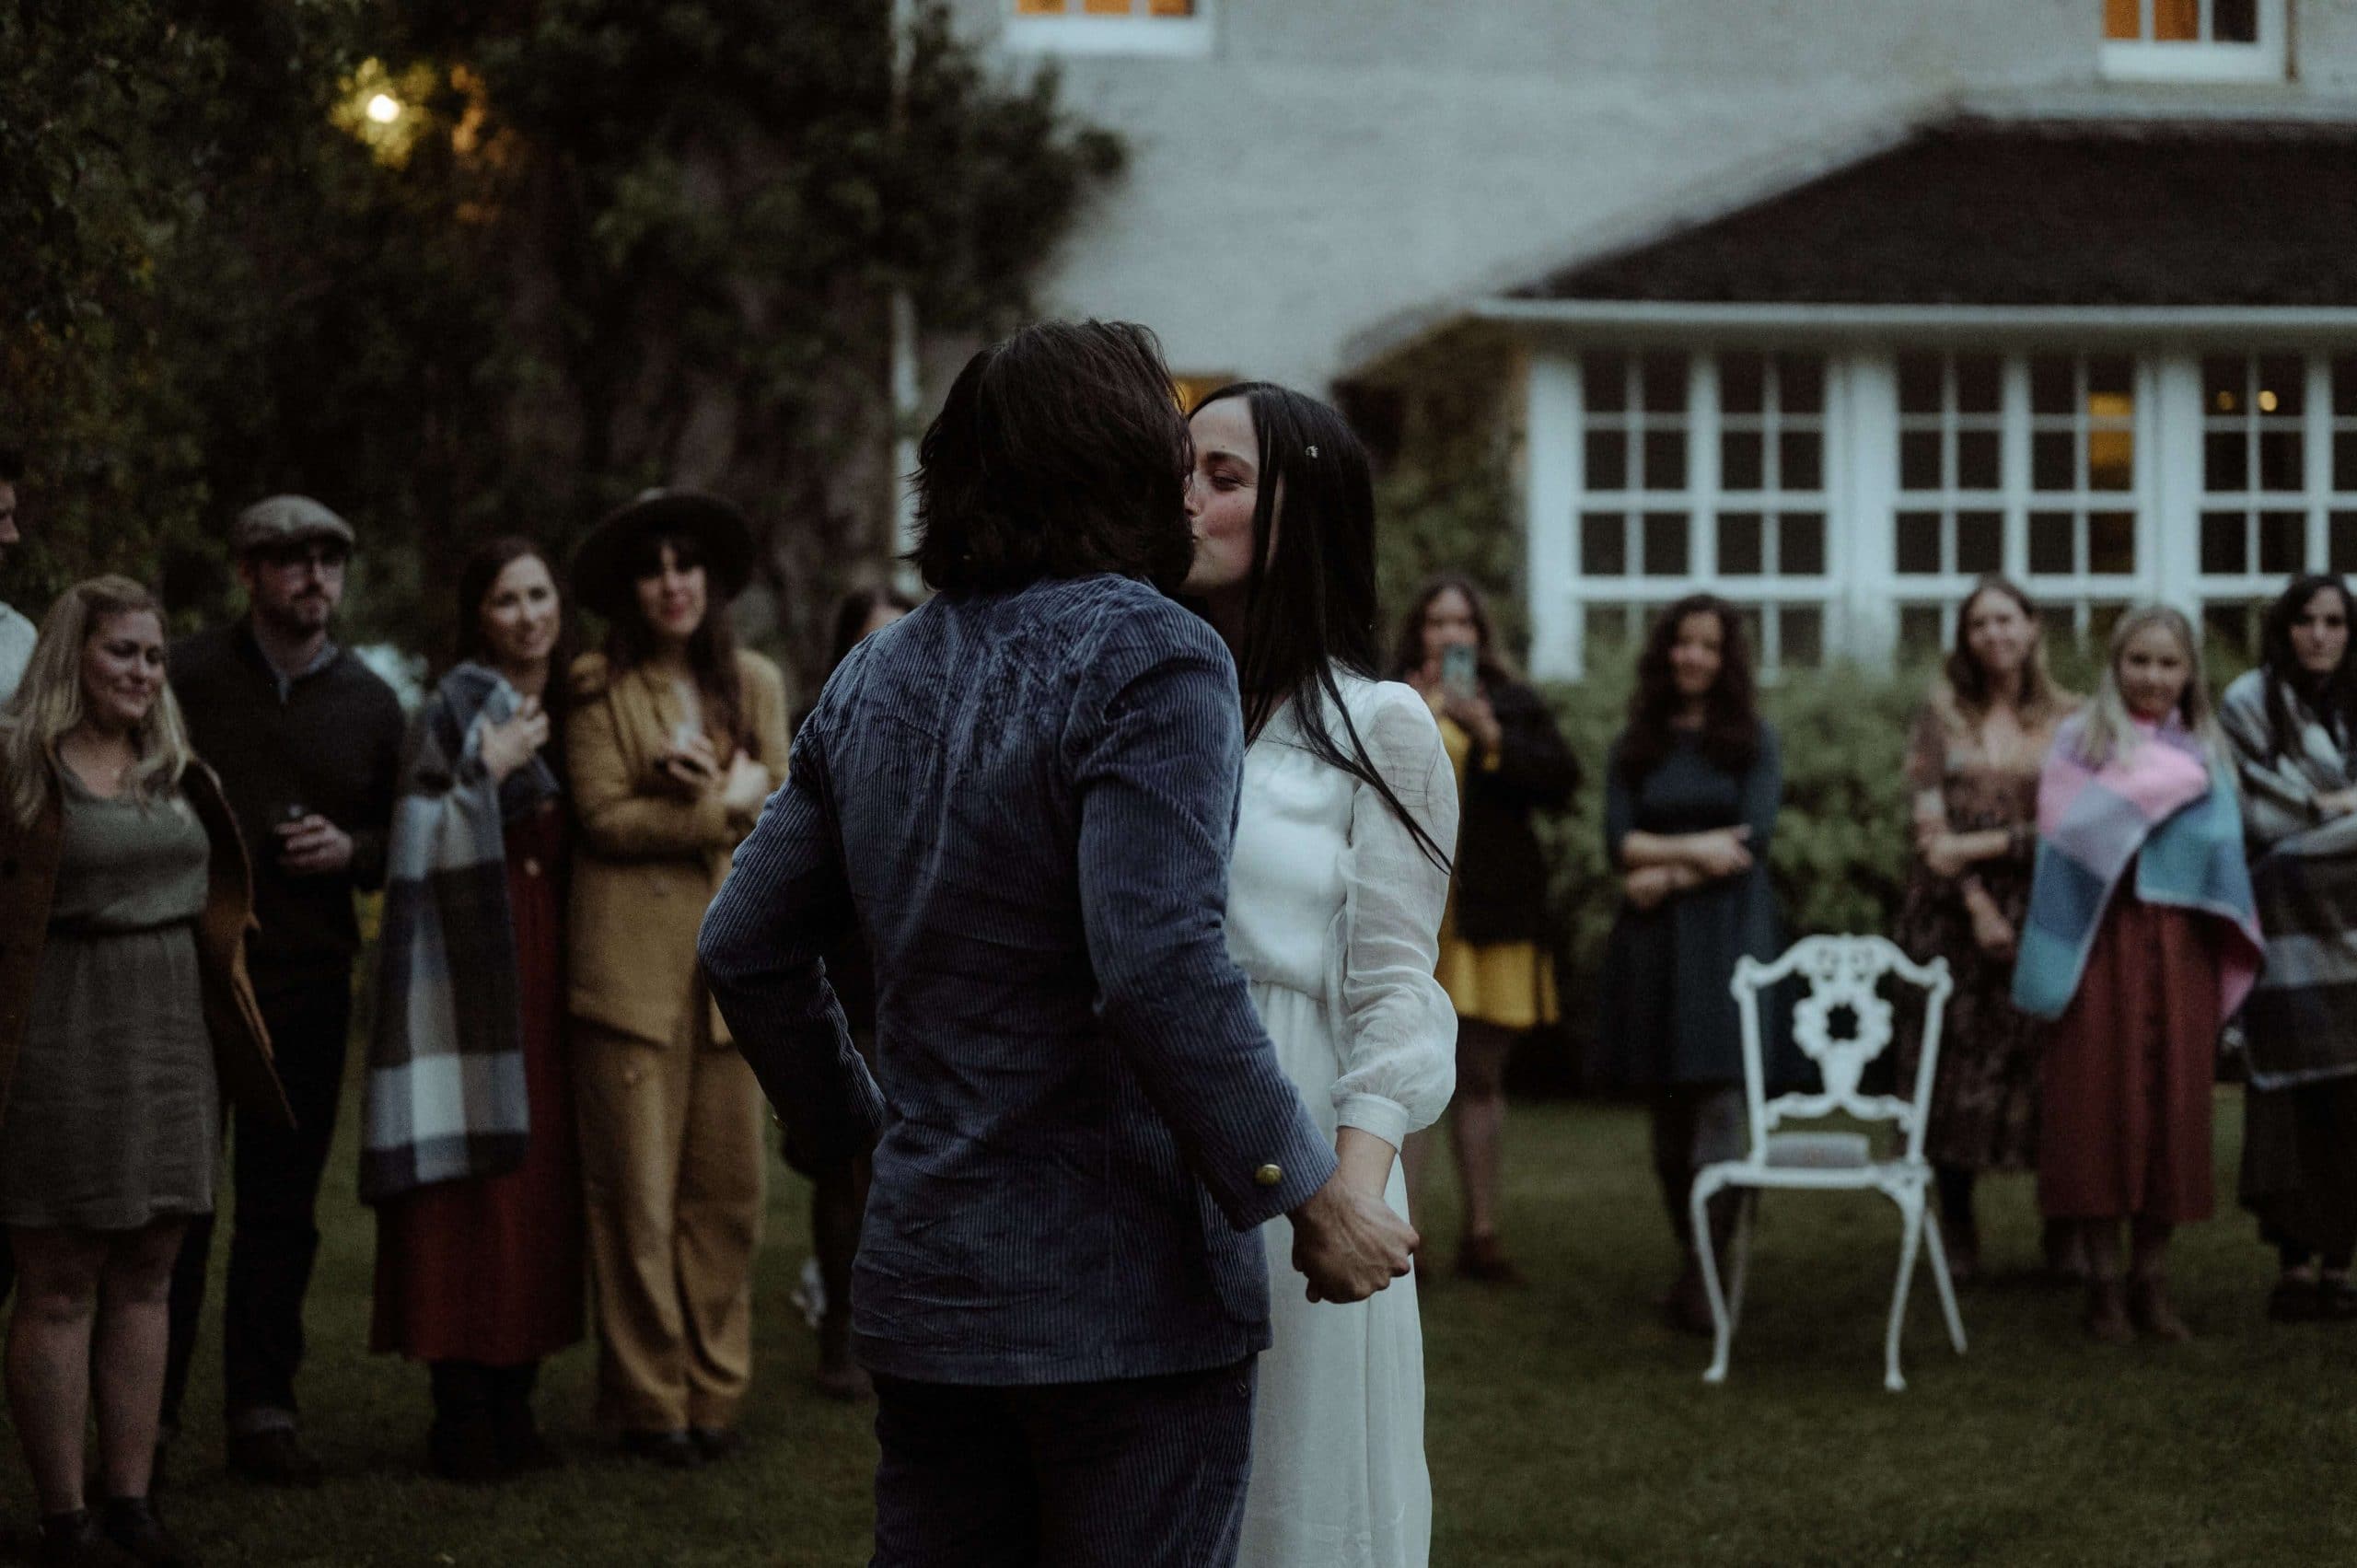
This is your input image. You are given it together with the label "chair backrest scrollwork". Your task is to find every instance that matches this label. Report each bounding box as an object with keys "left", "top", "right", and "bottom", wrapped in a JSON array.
[{"left": 1728, "top": 935, "right": 1954, "bottom": 1164}]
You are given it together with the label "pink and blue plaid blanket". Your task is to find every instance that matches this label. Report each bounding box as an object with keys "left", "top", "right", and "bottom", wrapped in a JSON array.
[{"left": 2012, "top": 714, "right": 2263, "bottom": 1023}]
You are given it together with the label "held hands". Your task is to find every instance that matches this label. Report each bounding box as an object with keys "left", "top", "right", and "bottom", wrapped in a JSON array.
[
  {"left": 1291, "top": 1163, "right": 1418, "bottom": 1305},
  {"left": 1623, "top": 865, "right": 1679, "bottom": 912},
  {"left": 2318, "top": 787, "right": 2357, "bottom": 820},
  {"left": 479, "top": 697, "right": 550, "bottom": 786},
  {"left": 654, "top": 733, "right": 724, "bottom": 798},
  {"left": 1689, "top": 825, "right": 1753, "bottom": 879},
  {"left": 1968, "top": 899, "right": 2017, "bottom": 960},
  {"left": 275, "top": 815, "right": 354, "bottom": 876},
  {"left": 720, "top": 751, "right": 772, "bottom": 818}
]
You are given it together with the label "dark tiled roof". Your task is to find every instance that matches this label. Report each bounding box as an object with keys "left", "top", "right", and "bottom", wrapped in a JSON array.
[{"left": 1513, "top": 120, "right": 2357, "bottom": 307}]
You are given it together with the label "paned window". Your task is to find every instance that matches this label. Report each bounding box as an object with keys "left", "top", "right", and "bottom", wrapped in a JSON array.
[
  {"left": 1891, "top": 351, "right": 2142, "bottom": 650},
  {"left": 1574, "top": 349, "right": 1831, "bottom": 672},
  {"left": 2196, "top": 354, "right": 2357, "bottom": 656},
  {"left": 1016, "top": 0, "right": 1195, "bottom": 15},
  {"left": 2100, "top": 0, "right": 2285, "bottom": 80},
  {"left": 1005, "top": 0, "right": 1212, "bottom": 54}
]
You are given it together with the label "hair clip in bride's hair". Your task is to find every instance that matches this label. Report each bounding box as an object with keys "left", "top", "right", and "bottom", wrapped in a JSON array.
[{"left": 1305, "top": 444, "right": 1318, "bottom": 459}]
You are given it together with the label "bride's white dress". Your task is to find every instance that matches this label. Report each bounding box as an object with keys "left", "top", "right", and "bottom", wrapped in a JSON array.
[{"left": 1227, "top": 673, "right": 1459, "bottom": 1568}]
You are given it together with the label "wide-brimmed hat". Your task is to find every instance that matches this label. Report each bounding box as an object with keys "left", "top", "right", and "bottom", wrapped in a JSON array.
[{"left": 571, "top": 489, "right": 755, "bottom": 621}]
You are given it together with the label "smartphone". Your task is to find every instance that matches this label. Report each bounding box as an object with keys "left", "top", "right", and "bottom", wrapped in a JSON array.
[{"left": 1441, "top": 644, "right": 1479, "bottom": 699}]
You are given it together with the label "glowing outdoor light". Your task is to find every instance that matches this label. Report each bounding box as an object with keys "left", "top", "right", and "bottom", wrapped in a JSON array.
[
  {"left": 2258, "top": 389, "right": 2280, "bottom": 412},
  {"left": 366, "top": 92, "right": 401, "bottom": 123}
]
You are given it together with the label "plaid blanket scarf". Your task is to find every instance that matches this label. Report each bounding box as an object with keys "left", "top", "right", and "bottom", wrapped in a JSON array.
[
  {"left": 2013, "top": 713, "right": 2262, "bottom": 1025},
  {"left": 2219, "top": 669, "right": 2357, "bottom": 1088},
  {"left": 360, "top": 663, "right": 560, "bottom": 1203}
]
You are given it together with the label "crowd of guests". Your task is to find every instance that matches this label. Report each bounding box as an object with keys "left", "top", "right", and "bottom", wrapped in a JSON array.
[
  {"left": 1584, "top": 573, "right": 2351, "bottom": 1349},
  {"left": 2, "top": 358, "right": 2356, "bottom": 1563},
  {"left": 0, "top": 476, "right": 806, "bottom": 1561}
]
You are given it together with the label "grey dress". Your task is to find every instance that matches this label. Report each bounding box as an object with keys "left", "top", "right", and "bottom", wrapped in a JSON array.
[{"left": 0, "top": 772, "right": 219, "bottom": 1229}]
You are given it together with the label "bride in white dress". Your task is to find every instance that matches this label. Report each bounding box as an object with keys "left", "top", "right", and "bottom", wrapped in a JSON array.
[{"left": 1181, "top": 383, "right": 1460, "bottom": 1568}]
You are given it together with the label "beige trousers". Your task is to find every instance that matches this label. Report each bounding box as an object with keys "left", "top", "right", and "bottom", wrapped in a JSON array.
[{"left": 573, "top": 1018, "right": 766, "bottom": 1433}]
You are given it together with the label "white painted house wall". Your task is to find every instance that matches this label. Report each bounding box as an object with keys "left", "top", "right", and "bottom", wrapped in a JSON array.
[{"left": 959, "top": 2, "right": 2357, "bottom": 676}]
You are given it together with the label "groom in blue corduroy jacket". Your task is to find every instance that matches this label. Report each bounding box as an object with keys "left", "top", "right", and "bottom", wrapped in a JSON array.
[{"left": 702, "top": 319, "right": 1416, "bottom": 1566}]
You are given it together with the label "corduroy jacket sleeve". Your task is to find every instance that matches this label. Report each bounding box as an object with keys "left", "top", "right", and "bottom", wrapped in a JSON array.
[
  {"left": 699, "top": 699, "right": 886, "bottom": 1167},
  {"left": 1069, "top": 638, "right": 1337, "bottom": 1230}
]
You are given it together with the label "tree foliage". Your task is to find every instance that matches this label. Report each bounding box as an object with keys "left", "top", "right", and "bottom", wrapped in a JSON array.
[{"left": 2, "top": 1, "right": 1120, "bottom": 688}]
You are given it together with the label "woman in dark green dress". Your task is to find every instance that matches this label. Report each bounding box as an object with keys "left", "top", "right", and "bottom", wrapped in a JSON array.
[
  {"left": 1591, "top": 595, "right": 1787, "bottom": 1335},
  {"left": 0, "top": 576, "right": 288, "bottom": 1565}
]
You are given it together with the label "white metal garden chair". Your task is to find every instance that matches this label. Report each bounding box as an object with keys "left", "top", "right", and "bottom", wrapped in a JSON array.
[{"left": 1692, "top": 935, "right": 1967, "bottom": 1392}]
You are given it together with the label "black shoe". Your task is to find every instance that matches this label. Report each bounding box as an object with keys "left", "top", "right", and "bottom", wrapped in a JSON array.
[
  {"left": 618, "top": 1429, "right": 702, "bottom": 1469},
  {"left": 428, "top": 1411, "right": 506, "bottom": 1485},
  {"left": 485, "top": 1366, "right": 561, "bottom": 1474},
  {"left": 225, "top": 1428, "right": 324, "bottom": 1488},
  {"left": 100, "top": 1498, "right": 196, "bottom": 1568},
  {"left": 688, "top": 1426, "right": 747, "bottom": 1462},
  {"left": 35, "top": 1509, "right": 113, "bottom": 1565}
]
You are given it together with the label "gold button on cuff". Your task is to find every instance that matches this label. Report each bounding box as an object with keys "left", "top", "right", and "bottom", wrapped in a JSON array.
[{"left": 1254, "top": 1163, "right": 1283, "bottom": 1188}]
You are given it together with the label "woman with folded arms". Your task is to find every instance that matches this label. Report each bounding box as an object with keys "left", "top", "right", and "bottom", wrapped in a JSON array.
[
  {"left": 0, "top": 577, "right": 289, "bottom": 1565},
  {"left": 2218, "top": 575, "right": 2357, "bottom": 1323},
  {"left": 1591, "top": 595, "right": 1788, "bottom": 1336}
]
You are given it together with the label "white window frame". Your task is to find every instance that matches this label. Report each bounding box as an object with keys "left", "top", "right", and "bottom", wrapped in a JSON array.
[
  {"left": 2191, "top": 353, "right": 2357, "bottom": 647},
  {"left": 1001, "top": 0, "right": 1216, "bottom": 59},
  {"left": 2099, "top": 0, "right": 2289, "bottom": 83},
  {"left": 1543, "top": 348, "right": 1842, "bottom": 678}
]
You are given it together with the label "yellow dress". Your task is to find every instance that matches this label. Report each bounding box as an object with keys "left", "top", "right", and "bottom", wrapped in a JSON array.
[{"left": 1430, "top": 698, "right": 1560, "bottom": 1030}]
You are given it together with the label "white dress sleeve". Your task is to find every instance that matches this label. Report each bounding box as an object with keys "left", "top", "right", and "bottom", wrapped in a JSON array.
[{"left": 1331, "top": 681, "right": 1462, "bottom": 1150}]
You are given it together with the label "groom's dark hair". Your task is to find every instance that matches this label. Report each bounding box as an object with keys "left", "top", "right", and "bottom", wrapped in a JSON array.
[{"left": 910, "top": 319, "right": 1195, "bottom": 595}]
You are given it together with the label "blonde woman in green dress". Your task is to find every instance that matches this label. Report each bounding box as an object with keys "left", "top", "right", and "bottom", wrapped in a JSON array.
[{"left": 0, "top": 578, "right": 288, "bottom": 1565}]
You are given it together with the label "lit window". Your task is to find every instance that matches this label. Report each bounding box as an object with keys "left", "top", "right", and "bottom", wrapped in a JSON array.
[
  {"left": 1893, "top": 351, "right": 2145, "bottom": 650},
  {"left": 1005, "top": 0, "right": 1213, "bottom": 55},
  {"left": 2198, "top": 354, "right": 2357, "bottom": 630},
  {"left": 2100, "top": 0, "right": 2285, "bottom": 80},
  {"left": 1173, "top": 373, "right": 1236, "bottom": 412}
]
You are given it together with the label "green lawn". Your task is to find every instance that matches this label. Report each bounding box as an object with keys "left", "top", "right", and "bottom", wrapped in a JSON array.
[{"left": 6, "top": 1090, "right": 2352, "bottom": 1566}]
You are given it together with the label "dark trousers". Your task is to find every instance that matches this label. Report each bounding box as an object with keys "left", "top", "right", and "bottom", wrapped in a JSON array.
[
  {"left": 163, "top": 967, "right": 353, "bottom": 1430},
  {"left": 870, "top": 1359, "right": 1257, "bottom": 1568}
]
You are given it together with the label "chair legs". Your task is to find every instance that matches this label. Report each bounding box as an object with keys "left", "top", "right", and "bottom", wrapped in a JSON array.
[
  {"left": 1919, "top": 1200, "right": 1969, "bottom": 1356},
  {"left": 1885, "top": 1188, "right": 1928, "bottom": 1392},
  {"left": 1698, "top": 1176, "right": 1968, "bottom": 1391},
  {"left": 1691, "top": 1174, "right": 1735, "bottom": 1385}
]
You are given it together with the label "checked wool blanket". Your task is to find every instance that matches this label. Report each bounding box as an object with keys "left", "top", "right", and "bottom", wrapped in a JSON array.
[
  {"left": 2012, "top": 713, "right": 2262, "bottom": 1026},
  {"left": 360, "top": 663, "right": 559, "bottom": 1203}
]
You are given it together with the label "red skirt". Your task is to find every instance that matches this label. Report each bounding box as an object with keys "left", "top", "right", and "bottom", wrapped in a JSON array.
[
  {"left": 2038, "top": 896, "right": 2221, "bottom": 1225},
  {"left": 371, "top": 807, "right": 586, "bottom": 1365}
]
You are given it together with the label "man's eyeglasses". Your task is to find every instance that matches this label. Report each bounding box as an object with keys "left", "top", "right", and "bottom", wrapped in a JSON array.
[{"left": 254, "top": 541, "right": 351, "bottom": 572}]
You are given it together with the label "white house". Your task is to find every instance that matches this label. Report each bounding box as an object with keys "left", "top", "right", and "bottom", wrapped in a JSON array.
[{"left": 958, "top": 0, "right": 2357, "bottom": 675}]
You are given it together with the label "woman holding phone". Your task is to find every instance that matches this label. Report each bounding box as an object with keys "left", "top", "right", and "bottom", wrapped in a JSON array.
[
  {"left": 1392, "top": 575, "right": 1579, "bottom": 1283},
  {"left": 564, "top": 493, "right": 790, "bottom": 1465}
]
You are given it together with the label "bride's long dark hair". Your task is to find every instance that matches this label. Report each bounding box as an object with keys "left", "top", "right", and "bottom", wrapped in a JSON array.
[{"left": 1191, "top": 381, "right": 1450, "bottom": 871}]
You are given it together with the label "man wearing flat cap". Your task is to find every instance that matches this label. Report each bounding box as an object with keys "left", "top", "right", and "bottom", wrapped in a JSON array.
[{"left": 161, "top": 495, "right": 405, "bottom": 1485}]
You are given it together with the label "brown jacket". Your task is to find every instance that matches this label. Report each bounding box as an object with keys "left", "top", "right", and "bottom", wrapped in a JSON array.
[
  {"left": 565, "top": 649, "right": 791, "bottom": 1049},
  {"left": 0, "top": 760, "right": 293, "bottom": 1129}
]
